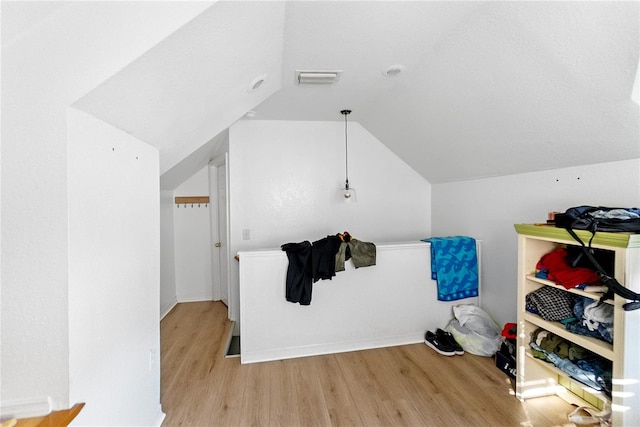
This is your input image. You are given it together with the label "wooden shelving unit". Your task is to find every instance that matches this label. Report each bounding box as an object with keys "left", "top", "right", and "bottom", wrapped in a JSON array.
[{"left": 514, "top": 224, "right": 640, "bottom": 426}]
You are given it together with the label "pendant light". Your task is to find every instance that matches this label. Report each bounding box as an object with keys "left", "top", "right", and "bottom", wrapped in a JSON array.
[{"left": 339, "top": 109, "right": 357, "bottom": 202}]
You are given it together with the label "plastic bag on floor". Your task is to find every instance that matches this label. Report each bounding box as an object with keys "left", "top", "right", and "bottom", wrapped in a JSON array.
[
  {"left": 445, "top": 305, "right": 502, "bottom": 356},
  {"left": 568, "top": 404, "right": 611, "bottom": 427}
]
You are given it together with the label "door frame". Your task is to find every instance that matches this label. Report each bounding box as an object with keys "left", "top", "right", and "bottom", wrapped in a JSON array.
[{"left": 208, "top": 153, "right": 231, "bottom": 314}]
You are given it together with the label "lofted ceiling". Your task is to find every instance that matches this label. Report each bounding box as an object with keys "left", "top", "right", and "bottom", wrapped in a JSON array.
[{"left": 70, "top": 1, "right": 640, "bottom": 187}]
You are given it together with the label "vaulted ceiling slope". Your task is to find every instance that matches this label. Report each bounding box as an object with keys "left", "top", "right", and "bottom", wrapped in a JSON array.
[
  {"left": 75, "top": 1, "right": 639, "bottom": 188},
  {"left": 73, "top": 1, "right": 286, "bottom": 185}
]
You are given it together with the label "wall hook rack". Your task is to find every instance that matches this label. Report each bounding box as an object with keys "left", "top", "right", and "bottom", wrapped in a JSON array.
[{"left": 175, "top": 196, "right": 210, "bottom": 208}]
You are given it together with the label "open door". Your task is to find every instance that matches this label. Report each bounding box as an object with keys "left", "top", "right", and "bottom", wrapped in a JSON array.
[{"left": 209, "top": 154, "right": 230, "bottom": 309}]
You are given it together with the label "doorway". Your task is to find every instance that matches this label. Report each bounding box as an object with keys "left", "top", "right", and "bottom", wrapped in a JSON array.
[{"left": 209, "top": 154, "right": 230, "bottom": 312}]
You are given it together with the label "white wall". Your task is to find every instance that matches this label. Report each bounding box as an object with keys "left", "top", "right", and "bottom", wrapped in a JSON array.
[
  {"left": 1, "top": 0, "right": 211, "bottom": 416},
  {"left": 239, "top": 242, "right": 478, "bottom": 364},
  {"left": 68, "top": 109, "right": 162, "bottom": 426},
  {"left": 174, "top": 167, "right": 214, "bottom": 302},
  {"left": 432, "top": 158, "right": 640, "bottom": 327},
  {"left": 160, "top": 190, "right": 177, "bottom": 318},
  {"left": 228, "top": 119, "right": 432, "bottom": 322}
]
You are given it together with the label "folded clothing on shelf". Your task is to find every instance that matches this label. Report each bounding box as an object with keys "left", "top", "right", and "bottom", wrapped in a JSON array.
[
  {"left": 536, "top": 247, "right": 600, "bottom": 289},
  {"left": 566, "top": 296, "right": 614, "bottom": 344},
  {"left": 526, "top": 286, "right": 575, "bottom": 321},
  {"left": 529, "top": 329, "right": 612, "bottom": 396}
]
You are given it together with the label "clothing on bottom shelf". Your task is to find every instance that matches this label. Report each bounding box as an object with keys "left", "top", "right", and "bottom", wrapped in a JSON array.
[
  {"left": 530, "top": 342, "right": 609, "bottom": 393},
  {"left": 529, "top": 329, "right": 612, "bottom": 396}
]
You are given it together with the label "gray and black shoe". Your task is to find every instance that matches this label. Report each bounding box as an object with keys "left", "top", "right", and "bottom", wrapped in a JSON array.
[
  {"left": 436, "top": 328, "right": 464, "bottom": 355},
  {"left": 424, "top": 330, "right": 456, "bottom": 356}
]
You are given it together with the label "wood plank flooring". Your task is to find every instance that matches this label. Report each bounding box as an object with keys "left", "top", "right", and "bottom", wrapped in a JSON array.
[{"left": 160, "top": 301, "right": 578, "bottom": 427}]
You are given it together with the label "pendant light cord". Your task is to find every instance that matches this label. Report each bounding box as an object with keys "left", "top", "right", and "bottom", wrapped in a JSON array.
[{"left": 341, "top": 109, "right": 351, "bottom": 189}]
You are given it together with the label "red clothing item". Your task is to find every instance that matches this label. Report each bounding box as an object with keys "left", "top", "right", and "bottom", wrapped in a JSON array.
[
  {"left": 537, "top": 247, "right": 601, "bottom": 289},
  {"left": 536, "top": 247, "right": 571, "bottom": 272},
  {"left": 548, "top": 267, "right": 601, "bottom": 289},
  {"left": 501, "top": 322, "right": 517, "bottom": 339}
]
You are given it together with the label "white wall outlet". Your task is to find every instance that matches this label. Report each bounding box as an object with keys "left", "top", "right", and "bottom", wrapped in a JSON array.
[{"left": 242, "top": 229, "right": 250, "bottom": 240}]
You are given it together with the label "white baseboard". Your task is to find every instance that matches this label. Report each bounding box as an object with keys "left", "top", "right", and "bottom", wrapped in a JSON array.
[
  {"left": 160, "top": 300, "right": 178, "bottom": 320},
  {"left": 240, "top": 333, "right": 424, "bottom": 364},
  {"left": 175, "top": 296, "right": 214, "bottom": 303},
  {"left": 153, "top": 405, "right": 166, "bottom": 427},
  {"left": 162, "top": 297, "right": 220, "bottom": 320},
  {"left": 0, "top": 396, "right": 52, "bottom": 418}
]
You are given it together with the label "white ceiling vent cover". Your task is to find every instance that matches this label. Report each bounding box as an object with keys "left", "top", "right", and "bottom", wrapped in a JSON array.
[{"left": 296, "top": 70, "right": 343, "bottom": 85}]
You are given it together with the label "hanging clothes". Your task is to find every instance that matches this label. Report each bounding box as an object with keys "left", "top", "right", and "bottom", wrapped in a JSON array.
[
  {"left": 335, "top": 233, "right": 376, "bottom": 272},
  {"left": 311, "top": 235, "right": 342, "bottom": 282},
  {"left": 282, "top": 233, "right": 376, "bottom": 305},
  {"left": 281, "top": 241, "right": 313, "bottom": 305}
]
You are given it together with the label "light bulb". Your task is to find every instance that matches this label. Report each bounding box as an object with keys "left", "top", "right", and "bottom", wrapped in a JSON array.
[{"left": 339, "top": 186, "right": 357, "bottom": 202}]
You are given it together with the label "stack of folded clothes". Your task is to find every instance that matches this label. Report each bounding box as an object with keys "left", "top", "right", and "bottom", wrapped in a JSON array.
[
  {"left": 535, "top": 247, "right": 601, "bottom": 289},
  {"left": 528, "top": 247, "right": 614, "bottom": 344},
  {"left": 530, "top": 328, "right": 612, "bottom": 396},
  {"left": 526, "top": 287, "right": 613, "bottom": 344}
]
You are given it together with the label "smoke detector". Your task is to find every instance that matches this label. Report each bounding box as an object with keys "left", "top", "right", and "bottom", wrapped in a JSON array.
[{"left": 248, "top": 74, "right": 267, "bottom": 92}]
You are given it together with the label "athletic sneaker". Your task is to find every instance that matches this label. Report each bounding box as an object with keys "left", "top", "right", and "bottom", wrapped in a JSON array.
[
  {"left": 436, "top": 328, "right": 464, "bottom": 355},
  {"left": 424, "top": 330, "right": 456, "bottom": 356}
]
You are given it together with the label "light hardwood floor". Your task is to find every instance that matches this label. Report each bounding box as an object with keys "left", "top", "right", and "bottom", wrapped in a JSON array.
[{"left": 160, "top": 301, "right": 579, "bottom": 427}]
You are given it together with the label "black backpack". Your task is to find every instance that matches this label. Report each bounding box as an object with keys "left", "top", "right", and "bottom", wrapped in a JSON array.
[
  {"left": 554, "top": 206, "right": 640, "bottom": 233},
  {"left": 555, "top": 206, "right": 640, "bottom": 311}
]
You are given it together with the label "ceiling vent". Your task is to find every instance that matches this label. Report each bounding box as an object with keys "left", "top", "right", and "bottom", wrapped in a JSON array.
[{"left": 296, "top": 70, "right": 342, "bottom": 85}]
